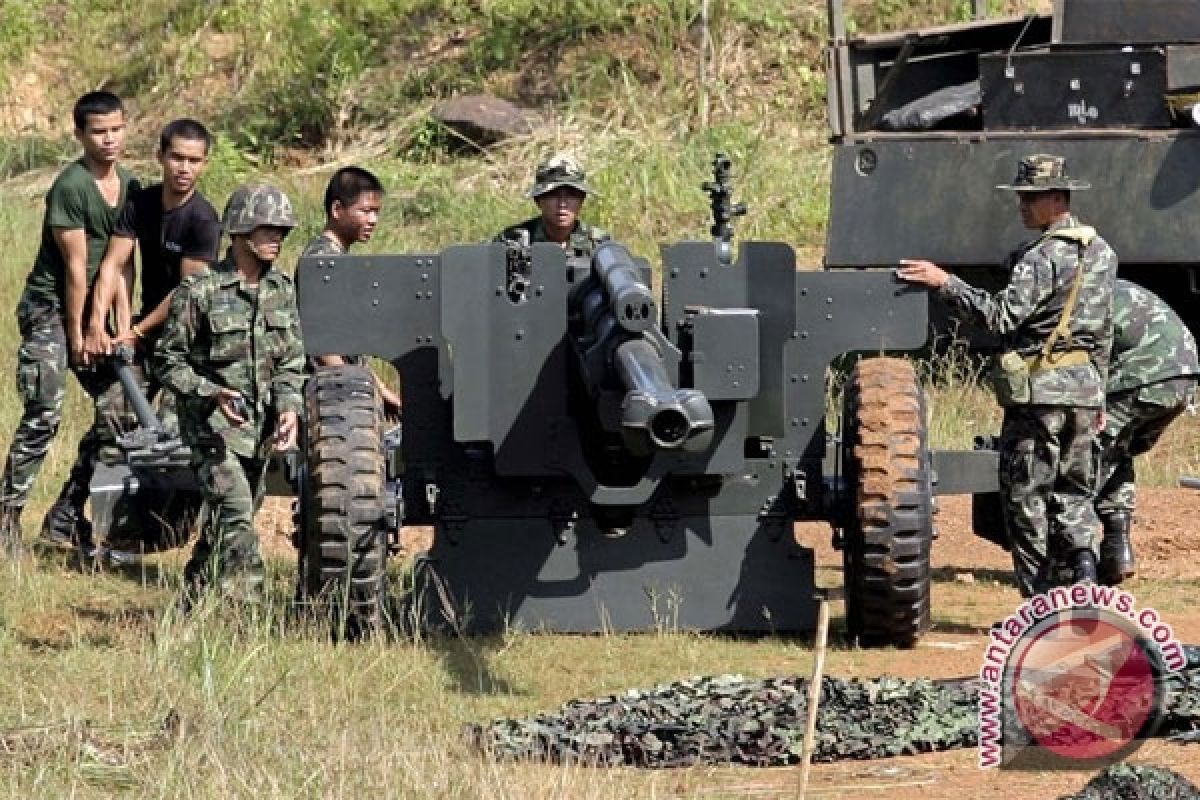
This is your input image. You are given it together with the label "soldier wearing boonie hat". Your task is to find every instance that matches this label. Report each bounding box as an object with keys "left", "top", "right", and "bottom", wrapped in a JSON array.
[
  {"left": 154, "top": 183, "right": 307, "bottom": 609},
  {"left": 897, "top": 154, "right": 1117, "bottom": 599},
  {"left": 496, "top": 153, "right": 609, "bottom": 260},
  {"left": 995, "top": 153, "right": 1093, "bottom": 192}
]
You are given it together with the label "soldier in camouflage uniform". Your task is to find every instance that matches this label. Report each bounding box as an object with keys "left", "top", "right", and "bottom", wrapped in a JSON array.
[
  {"left": 303, "top": 166, "right": 401, "bottom": 417},
  {"left": 495, "top": 154, "right": 610, "bottom": 260},
  {"left": 154, "top": 184, "right": 306, "bottom": 604},
  {"left": 1095, "top": 280, "right": 1198, "bottom": 585},
  {"left": 0, "top": 91, "right": 140, "bottom": 557},
  {"left": 898, "top": 154, "right": 1117, "bottom": 596}
]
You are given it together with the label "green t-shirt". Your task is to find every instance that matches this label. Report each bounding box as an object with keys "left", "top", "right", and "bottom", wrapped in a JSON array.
[{"left": 22, "top": 159, "right": 140, "bottom": 308}]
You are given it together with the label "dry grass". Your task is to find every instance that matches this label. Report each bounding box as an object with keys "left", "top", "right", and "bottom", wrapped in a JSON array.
[
  {"left": 0, "top": 559, "right": 828, "bottom": 798},
  {"left": 0, "top": 0, "right": 1194, "bottom": 796}
]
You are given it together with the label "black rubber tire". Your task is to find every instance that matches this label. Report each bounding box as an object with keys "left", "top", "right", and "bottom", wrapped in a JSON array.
[
  {"left": 299, "top": 364, "right": 388, "bottom": 639},
  {"left": 841, "top": 357, "right": 934, "bottom": 648}
]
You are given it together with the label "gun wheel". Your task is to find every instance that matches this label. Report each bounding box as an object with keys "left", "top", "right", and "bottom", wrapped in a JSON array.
[
  {"left": 841, "top": 357, "right": 934, "bottom": 648},
  {"left": 299, "top": 364, "right": 389, "bottom": 639}
]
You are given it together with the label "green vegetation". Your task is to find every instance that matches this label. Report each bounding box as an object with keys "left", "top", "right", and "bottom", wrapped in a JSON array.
[{"left": 0, "top": 0, "right": 1197, "bottom": 795}]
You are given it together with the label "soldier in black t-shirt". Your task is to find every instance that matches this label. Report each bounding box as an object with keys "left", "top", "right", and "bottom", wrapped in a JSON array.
[
  {"left": 85, "top": 118, "right": 220, "bottom": 356},
  {"left": 41, "top": 119, "right": 220, "bottom": 551}
]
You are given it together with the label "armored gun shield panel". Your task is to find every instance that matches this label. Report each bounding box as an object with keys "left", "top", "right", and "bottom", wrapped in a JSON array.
[
  {"left": 421, "top": 512, "right": 816, "bottom": 633},
  {"left": 296, "top": 253, "right": 443, "bottom": 363},
  {"left": 440, "top": 243, "right": 569, "bottom": 475},
  {"left": 296, "top": 251, "right": 450, "bottom": 466}
]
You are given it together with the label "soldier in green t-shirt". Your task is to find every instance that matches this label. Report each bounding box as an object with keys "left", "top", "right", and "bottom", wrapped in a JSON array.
[{"left": 0, "top": 91, "right": 140, "bottom": 557}]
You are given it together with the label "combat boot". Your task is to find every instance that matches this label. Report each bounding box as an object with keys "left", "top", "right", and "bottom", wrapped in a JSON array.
[
  {"left": 1069, "top": 548, "right": 1098, "bottom": 585},
  {"left": 0, "top": 504, "right": 23, "bottom": 558},
  {"left": 1099, "top": 512, "right": 1135, "bottom": 585},
  {"left": 38, "top": 480, "right": 93, "bottom": 551}
]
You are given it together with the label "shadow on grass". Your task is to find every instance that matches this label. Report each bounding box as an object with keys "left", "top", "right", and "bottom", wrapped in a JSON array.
[
  {"left": 927, "top": 617, "right": 994, "bottom": 636},
  {"left": 425, "top": 634, "right": 524, "bottom": 697},
  {"left": 930, "top": 565, "right": 1014, "bottom": 585},
  {"left": 15, "top": 603, "right": 159, "bottom": 652}
]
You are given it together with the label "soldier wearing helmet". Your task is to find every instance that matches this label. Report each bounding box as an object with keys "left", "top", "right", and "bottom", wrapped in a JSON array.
[
  {"left": 495, "top": 153, "right": 610, "bottom": 261},
  {"left": 154, "top": 183, "right": 307, "bottom": 606},
  {"left": 897, "top": 154, "right": 1117, "bottom": 597}
]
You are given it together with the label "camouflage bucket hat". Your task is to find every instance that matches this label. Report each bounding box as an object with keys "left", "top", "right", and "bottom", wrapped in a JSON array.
[
  {"left": 222, "top": 183, "right": 298, "bottom": 235},
  {"left": 996, "top": 154, "right": 1091, "bottom": 192},
  {"left": 527, "top": 153, "right": 594, "bottom": 198}
]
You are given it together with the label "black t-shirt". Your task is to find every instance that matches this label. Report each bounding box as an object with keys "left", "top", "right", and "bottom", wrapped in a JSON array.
[{"left": 114, "top": 184, "right": 220, "bottom": 318}]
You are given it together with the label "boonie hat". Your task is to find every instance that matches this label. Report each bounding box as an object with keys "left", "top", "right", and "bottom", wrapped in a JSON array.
[
  {"left": 996, "top": 154, "right": 1091, "bottom": 192},
  {"left": 527, "top": 154, "right": 594, "bottom": 198}
]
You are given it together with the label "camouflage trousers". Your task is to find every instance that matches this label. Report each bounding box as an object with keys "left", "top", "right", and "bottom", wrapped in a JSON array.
[
  {"left": 0, "top": 296, "right": 129, "bottom": 511},
  {"left": 1096, "top": 378, "right": 1195, "bottom": 518},
  {"left": 182, "top": 437, "right": 268, "bottom": 602},
  {"left": 999, "top": 405, "right": 1102, "bottom": 597}
]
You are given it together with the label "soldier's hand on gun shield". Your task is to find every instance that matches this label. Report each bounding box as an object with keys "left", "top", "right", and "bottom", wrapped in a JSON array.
[
  {"left": 215, "top": 388, "right": 250, "bottom": 426},
  {"left": 274, "top": 410, "right": 299, "bottom": 452}
]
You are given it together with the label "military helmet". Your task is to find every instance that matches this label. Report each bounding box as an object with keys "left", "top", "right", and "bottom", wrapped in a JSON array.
[
  {"left": 527, "top": 153, "right": 594, "bottom": 198},
  {"left": 222, "top": 183, "right": 298, "bottom": 235},
  {"left": 996, "top": 154, "right": 1091, "bottom": 192}
]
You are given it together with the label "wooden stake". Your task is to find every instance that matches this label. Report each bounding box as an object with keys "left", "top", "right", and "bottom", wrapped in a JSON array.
[{"left": 796, "top": 600, "right": 831, "bottom": 800}]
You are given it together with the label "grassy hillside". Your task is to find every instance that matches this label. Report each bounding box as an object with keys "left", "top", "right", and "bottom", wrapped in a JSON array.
[{"left": 0, "top": 2, "right": 1197, "bottom": 795}]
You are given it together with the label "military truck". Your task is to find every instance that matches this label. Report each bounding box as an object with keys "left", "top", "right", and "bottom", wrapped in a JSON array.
[
  {"left": 288, "top": 157, "right": 999, "bottom": 645},
  {"left": 824, "top": 0, "right": 1200, "bottom": 333}
]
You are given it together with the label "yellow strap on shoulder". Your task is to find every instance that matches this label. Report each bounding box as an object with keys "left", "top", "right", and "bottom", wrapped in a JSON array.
[
  {"left": 1048, "top": 225, "right": 1096, "bottom": 247},
  {"left": 1040, "top": 227, "right": 1095, "bottom": 361}
]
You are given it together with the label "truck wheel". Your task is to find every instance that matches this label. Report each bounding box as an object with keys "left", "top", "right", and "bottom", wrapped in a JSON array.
[
  {"left": 841, "top": 357, "right": 933, "bottom": 648},
  {"left": 299, "top": 364, "right": 388, "bottom": 639}
]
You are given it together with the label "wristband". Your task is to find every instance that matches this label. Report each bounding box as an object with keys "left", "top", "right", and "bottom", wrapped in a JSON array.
[{"left": 131, "top": 323, "right": 145, "bottom": 339}]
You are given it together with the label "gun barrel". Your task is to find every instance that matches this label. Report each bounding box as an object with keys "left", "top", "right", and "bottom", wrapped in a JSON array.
[
  {"left": 113, "top": 360, "right": 161, "bottom": 433},
  {"left": 593, "top": 242, "right": 656, "bottom": 334},
  {"left": 614, "top": 338, "right": 714, "bottom": 453}
]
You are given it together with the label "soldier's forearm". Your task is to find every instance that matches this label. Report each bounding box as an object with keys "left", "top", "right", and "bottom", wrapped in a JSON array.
[
  {"left": 155, "top": 360, "right": 221, "bottom": 399},
  {"left": 64, "top": 272, "right": 88, "bottom": 339},
  {"left": 271, "top": 367, "right": 306, "bottom": 417}
]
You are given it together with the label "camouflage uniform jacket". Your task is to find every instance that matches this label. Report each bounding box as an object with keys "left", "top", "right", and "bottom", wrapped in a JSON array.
[
  {"left": 495, "top": 218, "right": 610, "bottom": 261},
  {"left": 937, "top": 215, "right": 1116, "bottom": 407},
  {"left": 302, "top": 232, "right": 345, "bottom": 257},
  {"left": 1108, "top": 279, "right": 1199, "bottom": 393},
  {"left": 154, "top": 254, "right": 306, "bottom": 458}
]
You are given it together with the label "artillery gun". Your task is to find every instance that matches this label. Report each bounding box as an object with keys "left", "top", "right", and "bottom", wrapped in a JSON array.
[{"left": 293, "top": 155, "right": 999, "bottom": 644}]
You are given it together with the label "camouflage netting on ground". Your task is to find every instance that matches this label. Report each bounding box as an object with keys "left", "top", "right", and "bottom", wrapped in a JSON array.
[
  {"left": 1058, "top": 765, "right": 1200, "bottom": 800},
  {"left": 469, "top": 646, "right": 1200, "bottom": 768}
]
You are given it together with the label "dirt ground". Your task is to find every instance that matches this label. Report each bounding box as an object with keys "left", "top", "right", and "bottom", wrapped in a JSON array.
[
  {"left": 781, "top": 487, "right": 1200, "bottom": 800},
  {"left": 255, "top": 490, "right": 1200, "bottom": 798}
]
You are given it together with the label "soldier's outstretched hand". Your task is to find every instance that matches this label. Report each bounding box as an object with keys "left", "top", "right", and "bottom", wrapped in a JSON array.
[
  {"left": 274, "top": 410, "right": 299, "bottom": 452},
  {"left": 896, "top": 259, "right": 950, "bottom": 289}
]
